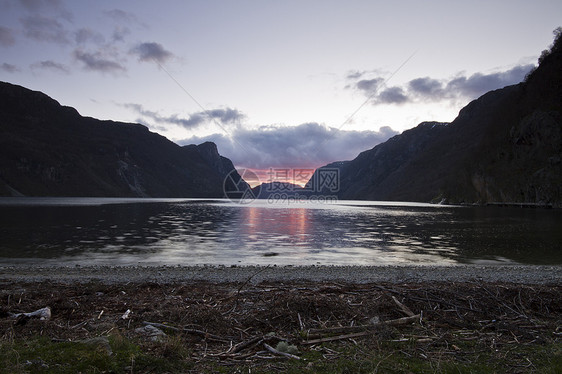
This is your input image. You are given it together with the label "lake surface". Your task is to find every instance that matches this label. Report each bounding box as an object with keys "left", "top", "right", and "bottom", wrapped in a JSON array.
[{"left": 0, "top": 197, "right": 561, "bottom": 266}]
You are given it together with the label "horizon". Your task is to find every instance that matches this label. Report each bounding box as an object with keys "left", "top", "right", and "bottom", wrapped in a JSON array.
[{"left": 1, "top": 1, "right": 561, "bottom": 185}]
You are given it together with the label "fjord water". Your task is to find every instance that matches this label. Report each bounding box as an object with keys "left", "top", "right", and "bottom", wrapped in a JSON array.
[{"left": 0, "top": 198, "right": 561, "bottom": 266}]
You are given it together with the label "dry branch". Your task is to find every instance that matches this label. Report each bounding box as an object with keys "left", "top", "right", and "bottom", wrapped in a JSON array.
[
  {"left": 392, "top": 296, "right": 416, "bottom": 317},
  {"left": 307, "top": 314, "right": 420, "bottom": 336},
  {"left": 230, "top": 336, "right": 263, "bottom": 354},
  {"left": 304, "top": 331, "right": 372, "bottom": 345},
  {"left": 142, "top": 321, "right": 229, "bottom": 342},
  {"left": 263, "top": 343, "right": 301, "bottom": 360}
]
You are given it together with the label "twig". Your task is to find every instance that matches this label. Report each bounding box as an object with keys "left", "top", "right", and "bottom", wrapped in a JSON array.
[
  {"left": 230, "top": 336, "right": 263, "bottom": 354},
  {"left": 392, "top": 296, "right": 416, "bottom": 317},
  {"left": 143, "top": 321, "right": 181, "bottom": 332},
  {"left": 237, "top": 265, "right": 271, "bottom": 296},
  {"left": 298, "top": 313, "right": 305, "bottom": 330},
  {"left": 142, "top": 321, "right": 229, "bottom": 342},
  {"left": 227, "top": 265, "right": 272, "bottom": 313},
  {"left": 304, "top": 315, "right": 421, "bottom": 344},
  {"left": 374, "top": 352, "right": 394, "bottom": 373},
  {"left": 307, "top": 314, "right": 421, "bottom": 335},
  {"left": 304, "top": 331, "right": 371, "bottom": 345}
]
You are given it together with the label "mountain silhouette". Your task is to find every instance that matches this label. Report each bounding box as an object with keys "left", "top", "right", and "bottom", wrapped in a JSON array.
[{"left": 0, "top": 82, "right": 244, "bottom": 197}]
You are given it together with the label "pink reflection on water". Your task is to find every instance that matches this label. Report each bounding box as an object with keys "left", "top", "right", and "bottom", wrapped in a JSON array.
[{"left": 241, "top": 206, "right": 310, "bottom": 245}]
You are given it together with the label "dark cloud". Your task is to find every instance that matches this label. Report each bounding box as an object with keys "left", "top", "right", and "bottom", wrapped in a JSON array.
[
  {"left": 408, "top": 77, "right": 445, "bottom": 99},
  {"left": 74, "top": 28, "right": 105, "bottom": 45},
  {"left": 0, "top": 26, "right": 16, "bottom": 47},
  {"left": 378, "top": 86, "right": 408, "bottom": 104},
  {"left": 346, "top": 70, "right": 366, "bottom": 80},
  {"left": 355, "top": 78, "right": 383, "bottom": 94},
  {"left": 207, "top": 108, "right": 245, "bottom": 124},
  {"left": 350, "top": 64, "right": 535, "bottom": 105},
  {"left": 178, "top": 123, "right": 398, "bottom": 170},
  {"left": 445, "top": 64, "right": 534, "bottom": 98},
  {"left": 0, "top": 62, "right": 20, "bottom": 73},
  {"left": 131, "top": 42, "right": 174, "bottom": 63},
  {"left": 124, "top": 104, "right": 245, "bottom": 129},
  {"left": 30, "top": 60, "right": 69, "bottom": 73},
  {"left": 20, "top": 15, "right": 69, "bottom": 44},
  {"left": 74, "top": 49, "right": 126, "bottom": 73}
]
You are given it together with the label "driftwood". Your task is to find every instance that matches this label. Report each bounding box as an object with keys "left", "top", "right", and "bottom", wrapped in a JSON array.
[
  {"left": 304, "top": 331, "right": 373, "bottom": 345},
  {"left": 2, "top": 280, "right": 559, "bottom": 371},
  {"left": 304, "top": 314, "right": 421, "bottom": 344},
  {"left": 307, "top": 314, "right": 420, "bottom": 335},
  {"left": 229, "top": 336, "right": 263, "bottom": 354},
  {"left": 10, "top": 307, "right": 51, "bottom": 324},
  {"left": 392, "top": 296, "right": 416, "bottom": 317},
  {"left": 143, "top": 321, "right": 229, "bottom": 342},
  {"left": 263, "top": 343, "right": 301, "bottom": 360}
]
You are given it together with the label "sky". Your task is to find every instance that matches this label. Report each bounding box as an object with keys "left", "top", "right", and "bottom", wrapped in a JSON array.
[{"left": 1, "top": 0, "right": 561, "bottom": 186}]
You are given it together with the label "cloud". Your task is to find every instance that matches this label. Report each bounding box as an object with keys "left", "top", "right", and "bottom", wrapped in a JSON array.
[
  {"left": 350, "top": 64, "right": 535, "bottom": 105},
  {"left": 104, "top": 8, "right": 147, "bottom": 30},
  {"left": 30, "top": 60, "right": 69, "bottom": 73},
  {"left": 0, "top": 26, "right": 16, "bottom": 47},
  {"left": 104, "top": 9, "right": 138, "bottom": 24},
  {"left": 346, "top": 70, "right": 365, "bottom": 80},
  {"left": 74, "top": 49, "right": 126, "bottom": 73},
  {"left": 111, "top": 26, "right": 130, "bottom": 42},
  {"left": 355, "top": 78, "right": 383, "bottom": 93},
  {"left": 125, "top": 103, "right": 245, "bottom": 129},
  {"left": 19, "top": 0, "right": 62, "bottom": 12},
  {"left": 408, "top": 77, "right": 445, "bottom": 99},
  {"left": 177, "top": 123, "right": 399, "bottom": 170},
  {"left": 16, "top": 0, "right": 72, "bottom": 20},
  {"left": 378, "top": 86, "right": 408, "bottom": 104},
  {"left": 20, "top": 15, "right": 70, "bottom": 44},
  {"left": 0, "top": 62, "right": 20, "bottom": 73},
  {"left": 131, "top": 42, "right": 174, "bottom": 63},
  {"left": 74, "top": 28, "right": 105, "bottom": 45},
  {"left": 445, "top": 64, "right": 534, "bottom": 98}
]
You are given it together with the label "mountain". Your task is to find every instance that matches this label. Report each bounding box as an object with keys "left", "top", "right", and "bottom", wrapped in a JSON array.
[
  {"left": 309, "top": 122, "right": 449, "bottom": 201},
  {"left": 310, "top": 33, "right": 562, "bottom": 206},
  {"left": 251, "top": 181, "right": 304, "bottom": 199},
  {"left": 0, "top": 81, "right": 245, "bottom": 197}
]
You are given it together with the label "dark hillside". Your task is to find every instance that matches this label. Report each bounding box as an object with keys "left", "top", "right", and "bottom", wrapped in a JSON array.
[
  {"left": 0, "top": 82, "right": 242, "bottom": 197},
  {"left": 311, "top": 32, "right": 562, "bottom": 206}
]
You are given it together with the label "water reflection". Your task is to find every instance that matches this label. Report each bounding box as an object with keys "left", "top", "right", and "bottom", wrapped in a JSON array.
[{"left": 0, "top": 198, "right": 561, "bottom": 265}]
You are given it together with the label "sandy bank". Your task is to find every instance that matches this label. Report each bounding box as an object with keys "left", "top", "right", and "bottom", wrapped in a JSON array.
[{"left": 0, "top": 264, "right": 560, "bottom": 285}]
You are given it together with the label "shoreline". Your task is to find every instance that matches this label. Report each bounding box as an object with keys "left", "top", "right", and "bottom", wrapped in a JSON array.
[{"left": 1, "top": 264, "right": 560, "bottom": 285}]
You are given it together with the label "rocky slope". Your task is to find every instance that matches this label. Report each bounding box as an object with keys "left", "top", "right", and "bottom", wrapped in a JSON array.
[
  {"left": 311, "top": 34, "right": 562, "bottom": 206},
  {"left": 0, "top": 82, "right": 244, "bottom": 197}
]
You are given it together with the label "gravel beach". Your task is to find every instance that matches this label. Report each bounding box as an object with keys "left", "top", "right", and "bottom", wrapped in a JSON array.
[{"left": 0, "top": 264, "right": 560, "bottom": 285}]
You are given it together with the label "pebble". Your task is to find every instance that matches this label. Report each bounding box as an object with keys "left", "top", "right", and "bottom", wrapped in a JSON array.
[{"left": 0, "top": 264, "right": 560, "bottom": 285}]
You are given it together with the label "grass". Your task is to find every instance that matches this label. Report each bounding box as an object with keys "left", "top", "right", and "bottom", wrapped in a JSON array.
[
  {"left": 0, "top": 333, "right": 194, "bottom": 373},
  {"left": 1, "top": 333, "right": 560, "bottom": 373}
]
